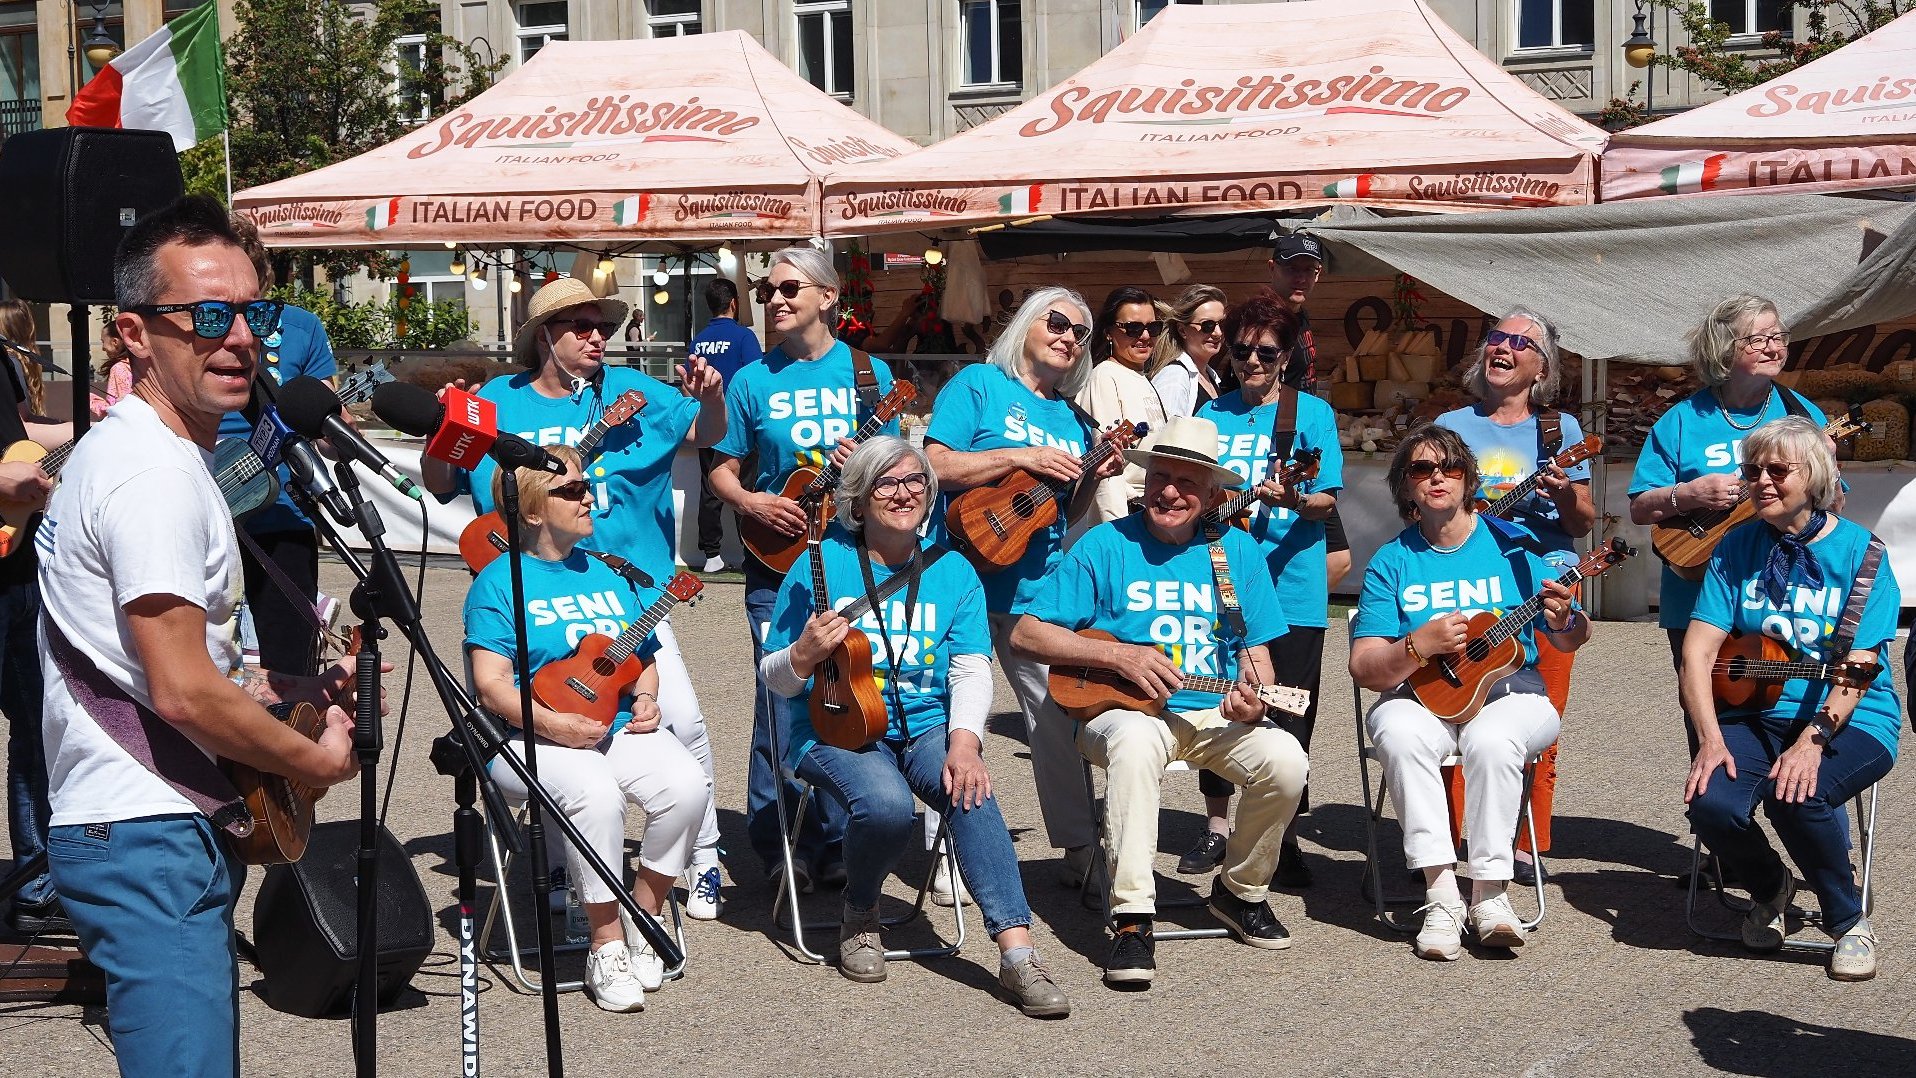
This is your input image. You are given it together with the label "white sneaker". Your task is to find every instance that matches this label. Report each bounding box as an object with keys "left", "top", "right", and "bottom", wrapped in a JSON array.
[
  {"left": 1830, "top": 917, "right": 1878, "bottom": 982},
  {"left": 617, "top": 905, "right": 669, "bottom": 990},
  {"left": 685, "top": 864, "right": 722, "bottom": 921},
  {"left": 1469, "top": 892, "right": 1526, "bottom": 948},
  {"left": 701, "top": 556, "right": 727, "bottom": 573},
  {"left": 931, "top": 856, "right": 970, "bottom": 907},
  {"left": 1414, "top": 896, "right": 1467, "bottom": 961},
  {"left": 584, "top": 942, "right": 646, "bottom": 1012}
]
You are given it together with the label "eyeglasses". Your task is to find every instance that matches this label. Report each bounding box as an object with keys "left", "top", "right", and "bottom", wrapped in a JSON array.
[
  {"left": 1739, "top": 461, "right": 1803, "bottom": 483},
  {"left": 1485, "top": 329, "right": 1539, "bottom": 353},
  {"left": 1186, "top": 319, "right": 1223, "bottom": 335},
  {"left": 1404, "top": 459, "right": 1468, "bottom": 482},
  {"left": 1229, "top": 341, "right": 1285, "bottom": 364},
  {"left": 1043, "top": 310, "right": 1091, "bottom": 345},
  {"left": 871, "top": 472, "right": 929, "bottom": 498},
  {"left": 1112, "top": 320, "right": 1165, "bottom": 339},
  {"left": 755, "top": 280, "right": 823, "bottom": 304},
  {"left": 1736, "top": 331, "right": 1790, "bottom": 352},
  {"left": 128, "top": 299, "right": 284, "bottom": 340},
  {"left": 548, "top": 480, "right": 592, "bottom": 502},
  {"left": 548, "top": 318, "right": 614, "bottom": 339}
]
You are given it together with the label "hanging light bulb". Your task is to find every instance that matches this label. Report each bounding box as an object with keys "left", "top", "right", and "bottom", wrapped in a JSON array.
[
  {"left": 924, "top": 245, "right": 944, "bottom": 266},
  {"left": 652, "top": 267, "right": 670, "bottom": 287},
  {"left": 449, "top": 254, "right": 466, "bottom": 276},
  {"left": 471, "top": 266, "right": 488, "bottom": 290},
  {"left": 508, "top": 275, "right": 523, "bottom": 294},
  {"left": 443, "top": 240, "right": 457, "bottom": 249},
  {"left": 653, "top": 289, "right": 670, "bottom": 305},
  {"left": 597, "top": 255, "right": 616, "bottom": 276},
  {"left": 718, "top": 244, "right": 733, "bottom": 259}
]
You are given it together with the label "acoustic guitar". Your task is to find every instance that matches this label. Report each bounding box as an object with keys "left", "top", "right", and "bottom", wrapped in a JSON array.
[
  {"left": 1711, "top": 629, "right": 1882, "bottom": 712},
  {"left": 1047, "top": 628, "right": 1311, "bottom": 721},
  {"left": 457, "top": 389, "right": 648, "bottom": 574},
  {"left": 1476, "top": 434, "right": 1603, "bottom": 518},
  {"left": 947, "top": 420, "right": 1146, "bottom": 571},
  {"left": 0, "top": 437, "right": 78, "bottom": 559},
  {"left": 1205, "top": 446, "right": 1322, "bottom": 532},
  {"left": 1652, "top": 413, "right": 1868, "bottom": 581},
  {"left": 739, "top": 382, "right": 918, "bottom": 575},
  {"left": 531, "top": 570, "right": 703, "bottom": 727},
  {"left": 1408, "top": 538, "right": 1635, "bottom": 724},
  {"left": 799, "top": 506, "right": 888, "bottom": 751}
]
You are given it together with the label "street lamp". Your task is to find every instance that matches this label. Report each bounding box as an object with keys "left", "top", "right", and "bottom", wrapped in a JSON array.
[
  {"left": 1623, "top": 1, "right": 1657, "bottom": 69},
  {"left": 82, "top": 3, "right": 120, "bottom": 69}
]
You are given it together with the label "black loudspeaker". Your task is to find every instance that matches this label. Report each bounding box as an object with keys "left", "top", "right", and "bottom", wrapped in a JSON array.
[
  {"left": 0, "top": 127, "right": 183, "bottom": 304},
  {"left": 251, "top": 821, "right": 434, "bottom": 1019}
]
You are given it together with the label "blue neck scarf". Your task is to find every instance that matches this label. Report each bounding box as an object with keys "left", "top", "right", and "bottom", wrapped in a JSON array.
[{"left": 1762, "top": 509, "right": 1827, "bottom": 607}]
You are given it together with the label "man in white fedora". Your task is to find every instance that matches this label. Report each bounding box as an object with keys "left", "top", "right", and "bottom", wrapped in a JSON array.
[
  {"left": 1012, "top": 414, "right": 1309, "bottom": 989},
  {"left": 421, "top": 275, "right": 731, "bottom": 919}
]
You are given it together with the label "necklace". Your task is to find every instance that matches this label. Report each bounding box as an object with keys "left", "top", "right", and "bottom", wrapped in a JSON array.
[
  {"left": 1425, "top": 515, "right": 1477, "bottom": 555},
  {"left": 1716, "top": 387, "right": 1770, "bottom": 431}
]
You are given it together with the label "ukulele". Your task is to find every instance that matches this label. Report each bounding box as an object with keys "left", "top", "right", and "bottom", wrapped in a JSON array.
[
  {"left": 1047, "top": 628, "right": 1312, "bottom": 721},
  {"left": 1476, "top": 434, "right": 1603, "bottom": 518},
  {"left": 0, "top": 437, "right": 78, "bottom": 558},
  {"left": 531, "top": 570, "right": 703, "bottom": 727},
  {"left": 458, "top": 389, "right": 648, "bottom": 574},
  {"left": 948, "top": 420, "right": 1147, "bottom": 571},
  {"left": 1408, "top": 538, "right": 1635, "bottom": 724},
  {"left": 1652, "top": 413, "right": 1868, "bottom": 581},
  {"left": 1711, "top": 629, "right": 1883, "bottom": 712},
  {"left": 800, "top": 506, "right": 888, "bottom": 751},
  {"left": 739, "top": 382, "right": 918, "bottom": 575},
  {"left": 1205, "top": 446, "right": 1322, "bottom": 532},
  {"left": 220, "top": 701, "right": 328, "bottom": 865}
]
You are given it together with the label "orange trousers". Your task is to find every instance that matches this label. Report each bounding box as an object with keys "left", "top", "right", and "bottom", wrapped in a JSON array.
[{"left": 1441, "top": 641, "right": 1569, "bottom": 854}]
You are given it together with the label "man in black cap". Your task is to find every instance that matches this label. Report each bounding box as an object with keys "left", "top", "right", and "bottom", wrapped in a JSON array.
[{"left": 1269, "top": 232, "right": 1326, "bottom": 388}]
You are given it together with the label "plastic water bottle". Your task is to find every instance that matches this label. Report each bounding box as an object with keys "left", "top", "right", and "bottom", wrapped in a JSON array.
[{"left": 564, "top": 881, "right": 589, "bottom": 945}]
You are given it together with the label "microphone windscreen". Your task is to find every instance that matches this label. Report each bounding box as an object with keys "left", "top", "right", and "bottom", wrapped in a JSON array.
[
  {"left": 371, "top": 381, "right": 444, "bottom": 437},
  {"left": 278, "top": 376, "right": 345, "bottom": 439}
]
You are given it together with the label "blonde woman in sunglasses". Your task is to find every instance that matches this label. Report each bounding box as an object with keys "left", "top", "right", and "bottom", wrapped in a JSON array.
[{"left": 1146, "top": 284, "right": 1228, "bottom": 419}]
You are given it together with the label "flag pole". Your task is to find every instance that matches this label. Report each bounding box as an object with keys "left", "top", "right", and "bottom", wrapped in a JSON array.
[{"left": 222, "top": 129, "right": 233, "bottom": 204}]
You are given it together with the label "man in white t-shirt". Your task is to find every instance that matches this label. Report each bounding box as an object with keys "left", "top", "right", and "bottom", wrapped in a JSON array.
[{"left": 36, "top": 196, "right": 360, "bottom": 1078}]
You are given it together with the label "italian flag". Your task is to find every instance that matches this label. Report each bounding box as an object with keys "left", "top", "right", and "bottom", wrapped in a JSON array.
[
  {"left": 1658, "top": 154, "right": 1727, "bottom": 195},
  {"left": 66, "top": 1, "right": 226, "bottom": 151},
  {"left": 1323, "top": 174, "right": 1378, "bottom": 198},
  {"left": 612, "top": 195, "right": 649, "bottom": 226},
  {"left": 365, "top": 198, "right": 402, "bottom": 231},
  {"left": 998, "top": 185, "right": 1042, "bottom": 215}
]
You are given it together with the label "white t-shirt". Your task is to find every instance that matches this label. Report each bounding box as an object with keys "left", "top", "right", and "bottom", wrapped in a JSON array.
[{"left": 36, "top": 394, "right": 243, "bottom": 827}]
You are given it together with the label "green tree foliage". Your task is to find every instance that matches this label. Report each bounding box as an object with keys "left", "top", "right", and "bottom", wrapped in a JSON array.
[{"left": 271, "top": 286, "right": 476, "bottom": 350}]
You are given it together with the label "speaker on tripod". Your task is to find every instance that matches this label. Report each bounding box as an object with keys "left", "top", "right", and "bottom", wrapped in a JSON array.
[
  {"left": 0, "top": 127, "right": 183, "bottom": 304},
  {"left": 251, "top": 821, "right": 434, "bottom": 1019}
]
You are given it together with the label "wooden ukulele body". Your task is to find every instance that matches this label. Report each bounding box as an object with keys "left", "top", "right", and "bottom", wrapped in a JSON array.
[
  {"left": 1653, "top": 501, "right": 1754, "bottom": 581},
  {"left": 1048, "top": 630, "right": 1155, "bottom": 719},
  {"left": 1712, "top": 630, "right": 1789, "bottom": 712},
  {"left": 1406, "top": 612, "right": 1525, "bottom": 724},
  {"left": 221, "top": 702, "right": 325, "bottom": 865},
  {"left": 740, "top": 467, "right": 831, "bottom": 575},
  {"left": 458, "top": 512, "right": 512, "bottom": 574},
  {"left": 532, "top": 635, "right": 652, "bottom": 728},
  {"left": 946, "top": 470, "right": 1059, "bottom": 571},
  {"left": 809, "top": 626, "right": 888, "bottom": 750}
]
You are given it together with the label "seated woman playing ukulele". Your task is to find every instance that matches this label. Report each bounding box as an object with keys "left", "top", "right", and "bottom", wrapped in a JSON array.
[
  {"left": 1682, "top": 416, "right": 1899, "bottom": 982},
  {"left": 1350, "top": 425, "right": 1587, "bottom": 962},
  {"left": 464, "top": 447, "right": 712, "bottom": 1014},
  {"left": 758, "top": 436, "right": 1071, "bottom": 1017}
]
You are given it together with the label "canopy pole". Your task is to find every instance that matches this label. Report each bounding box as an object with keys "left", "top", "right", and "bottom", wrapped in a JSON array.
[{"left": 222, "top": 130, "right": 233, "bottom": 206}]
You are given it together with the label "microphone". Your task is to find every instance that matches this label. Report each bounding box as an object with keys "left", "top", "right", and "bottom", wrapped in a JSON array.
[
  {"left": 278, "top": 375, "right": 423, "bottom": 501},
  {"left": 283, "top": 435, "right": 355, "bottom": 524},
  {"left": 372, "top": 382, "right": 564, "bottom": 476}
]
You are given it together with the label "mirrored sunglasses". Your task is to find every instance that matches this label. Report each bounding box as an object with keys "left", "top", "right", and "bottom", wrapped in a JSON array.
[
  {"left": 1485, "top": 329, "right": 1538, "bottom": 353},
  {"left": 130, "top": 299, "right": 284, "bottom": 340}
]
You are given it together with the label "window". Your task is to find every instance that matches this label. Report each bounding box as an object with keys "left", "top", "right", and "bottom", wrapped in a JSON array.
[
  {"left": 392, "top": 34, "right": 431, "bottom": 125},
  {"left": 1710, "top": 0, "right": 1789, "bottom": 37},
  {"left": 1516, "top": 0, "right": 1593, "bottom": 50},
  {"left": 1, "top": 6, "right": 38, "bottom": 137},
  {"left": 388, "top": 251, "right": 467, "bottom": 307},
  {"left": 1136, "top": 0, "right": 1199, "bottom": 30},
  {"left": 960, "top": 0, "right": 1021, "bottom": 87},
  {"left": 515, "top": 1, "right": 567, "bottom": 63},
  {"left": 647, "top": 0, "right": 701, "bottom": 37},
  {"left": 795, "top": 0, "right": 853, "bottom": 99},
  {"left": 632, "top": 254, "right": 719, "bottom": 351}
]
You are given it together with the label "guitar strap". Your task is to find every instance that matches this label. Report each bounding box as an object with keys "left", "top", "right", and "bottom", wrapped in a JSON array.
[
  {"left": 1202, "top": 523, "right": 1257, "bottom": 686},
  {"left": 1775, "top": 385, "right": 1813, "bottom": 420},
  {"left": 41, "top": 614, "right": 254, "bottom": 838},
  {"left": 837, "top": 547, "right": 946, "bottom": 624},
  {"left": 850, "top": 347, "right": 879, "bottom": 422},
  {"left": 1828, "top": 536, "right": 1887, "bottom": 660},
  {"left": 1269, "top": 384, "right": 1300, "bottom": 463},
  {"left": 1536, "top": 408, "right": 1563, "bottom": 466},
  {"left": 855, "top": 537, "right": 925, "bottom": 741},
  {"left": 582, "top": 548, "right": 658, "bottom": 591}
]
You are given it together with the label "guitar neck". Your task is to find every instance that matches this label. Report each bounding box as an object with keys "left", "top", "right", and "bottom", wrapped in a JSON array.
[
  {"left": 1179, "top": 674, "right": 1244, "bottom": 695},
  {"left": 1483, "top": 470, "right": 1546, "bottom": 519},
  {"left": 1477, "top": 563, "right": 1591, "bottom": 648},
  {"left": 1208, "top": 456, "right": 1307, "bottom": 523},
  {"left": 804, "top": 411, "right": 892, "bottom": 496},
  {"left": 809, "top": 532, "right": 832, "bottom": 616},
  {"left": 604, "top": 593, "right": 684, "bottom": 664},
  {"left": 1720, "top": 658, "right": 1849, "bottom": 682},
  {"left": 576, "top": 410, "right": 621, "bottom": 460},
  {"left": 38, "top": 439, "right": 77, "bottom": 479}
]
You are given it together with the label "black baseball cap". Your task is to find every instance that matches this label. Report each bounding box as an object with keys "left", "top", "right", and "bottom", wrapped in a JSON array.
[{"left": 1272, "top": 233, "right": 1325, "bottom": 264}]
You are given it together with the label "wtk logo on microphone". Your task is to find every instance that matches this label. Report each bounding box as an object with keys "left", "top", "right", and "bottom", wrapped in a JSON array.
[{"left": 431, "top": 388, "right": 499, "bottom": 469}]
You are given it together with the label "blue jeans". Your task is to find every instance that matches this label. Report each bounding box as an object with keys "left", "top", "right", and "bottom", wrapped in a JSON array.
[
  {"left": 796, "top": 725, "right": 1033, "bottom": 938},
  {"left": 744, "top": 564, "right": 846, "bottom": 873},
  {"left": 1688, "top": 718, "right": 1893, "bottom": 937},
  {"left": 47, "top": 815, "right": 243, "bottom": 1077},
  {"left": 1, "top": 572, "right": 52, "bottom": 906}
]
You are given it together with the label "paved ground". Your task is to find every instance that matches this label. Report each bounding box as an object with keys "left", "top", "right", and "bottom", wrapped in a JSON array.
[{"left": 3, "top": 559, "right": 1913, "bottom": 1077}]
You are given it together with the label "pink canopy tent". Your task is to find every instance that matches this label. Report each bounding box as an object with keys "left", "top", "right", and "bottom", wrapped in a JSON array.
[
  {"left": 1603, "top": 11, "right": 1916, "bottom": 201},
  {"left": 232, "top": 31, "right": 918, "bottom": 247},
  {"left": 821, "top": 0, "right": 1607, "bottom": 236}
]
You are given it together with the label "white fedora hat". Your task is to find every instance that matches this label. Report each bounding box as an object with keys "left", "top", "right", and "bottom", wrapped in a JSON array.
[{"left": 1122, "top": 414, "right": 1243, "bottom": 489}]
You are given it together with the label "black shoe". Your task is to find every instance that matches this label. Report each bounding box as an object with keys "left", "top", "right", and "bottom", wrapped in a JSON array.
[
  {"left": 1103, "top": 919, "right": 1155, "bottom": 988},
  {"left": 1208, "top": 879, "right": 1292, "bottom": 950},
  {"left": 1272, "top": 840, "right": 1314, "bottom": 889},
  {"left": 814, "top": 857, "right": 848, "bottom": 891},
  {"left": 7, "top": 897, "right": 73, "bottom": 937},
  {"left": 1512, "top": 857, "right": 1538, "bottom": 888},
  {"left": 1177, "top": 831, "right": 1227, "bottom": 875},
  {"left": 1680, "top": 853, "right": 1738, "bottom": 891},
  {"left": 767, "top": 858, "right": 814, "bottom": 896}
]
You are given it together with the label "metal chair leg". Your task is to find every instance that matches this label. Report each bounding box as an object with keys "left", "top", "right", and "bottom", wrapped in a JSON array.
[
  {"left": 480, "top": 807, "right": 585, "bottom": 994},
  {"left": 1686, "top": 785, "right": 1878, "bottom": 955},
  {"left": 1079, "top": 757, "right": 1229, "bottom": 942}
]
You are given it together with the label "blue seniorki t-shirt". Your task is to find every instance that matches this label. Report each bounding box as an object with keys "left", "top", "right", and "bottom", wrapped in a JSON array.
[
  {"left": 924, "top": 362, "right": 1096, "bottom": 615},
  {"left": 1197, "top": 388, "right": 1345, "bottom": 628},
  {"left": 218, "top": 305, "right": 338, "bottom": 534},
  {"left": 463, "top": 550, "right": 663, "bottom": 735},
  {"left": 1691, "top": 517, "right": 1902, "bottom": 758},
  {"left": 689, "top": 316, "right": 763, "bottom": 388},
  {"left": 1352, "top": 516, "right": 1556, "bottom": 670},
  {"left": 1435, "top": 404, "right": 1590, "bottom": 565},
  {"left": 1025, "top": 514, "right": 1288, "bottom": 715},
  {"left": 714, "top": 340, "right": 898, "bottom": 494},
  {"left": 1630, "top": 386, "right": 1830, "bottom": 629},
  {"left": 456, "top": 366, "right": 698, "bottom": 587},
  {"left": 763, "top": 526, "right": 990, "bottom": 766}
]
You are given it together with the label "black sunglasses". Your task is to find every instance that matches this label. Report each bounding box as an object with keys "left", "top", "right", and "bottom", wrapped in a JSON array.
[
  {"left": 1044, "top": 310, "right": 1091, "bottom": 345},
  {"left": 1739, "top": 461, "right": 1802, "bottom": 483},
  {"left": 1113, "top": 320, "right": 1165, "bottom": 339},
  {"left": 1186, "top": 319, "right": 1223, "bottom": 335},
  {"left": 549, "top": 317, "right": 616, "bottom": 339},
  {"left": 755, "top": 280, "right": 823, "bottom": 304},
  {"left": 1485, "top": 329, "right": 1539, "bottom": 353},
  {"left": 1404, "top": 459, "right": 1468, "bottom": 482},
  {"left": 1229, "top": 341, "right": 1285, "bottom": 364},
  {"left": 548, "top": 479, "right": 591, "bottom": 502},
  {"left": 129, "top": 299, "right": 284, "bottom": 340}
]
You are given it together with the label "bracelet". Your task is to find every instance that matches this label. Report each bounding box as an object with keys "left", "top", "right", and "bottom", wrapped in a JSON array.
[
  {"left": 1540, "top": 610, "right": 1581, "bottom": 635},
  {"left": 1404, "top": 637, "right": 1429, "bottom": 667},
  {"left": 633, "top": 692, "right": 657, "bottom": 702},
  {"left": 1669, "top": 485, "right": 1681, "bottom": 510}
]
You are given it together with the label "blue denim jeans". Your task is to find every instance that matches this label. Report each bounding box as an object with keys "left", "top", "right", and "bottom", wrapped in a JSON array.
[
  {"left": 1688, "top": 718, "right": 1893, "bottom": 937},
  {"left": 1, "top": 572, "right": 52, "bottom": 906},
  {"left": 47, "top": 815, "right": 243, "bottom": 1077},
  {"left": 796, "top": 724, "right": 1033, "bottom": 938},
  {"left": 744, "top": 563, "right": 845, "bottom": 873}
]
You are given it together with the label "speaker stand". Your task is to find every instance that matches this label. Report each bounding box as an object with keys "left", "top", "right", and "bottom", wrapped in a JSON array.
[{"left": 68, "top": 304, "right": 91, "bottom": 439}]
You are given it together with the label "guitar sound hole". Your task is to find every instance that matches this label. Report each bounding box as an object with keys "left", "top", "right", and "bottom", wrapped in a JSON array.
[
  {"left": 593, "top": 658, "right": 618, "bottom": 677},
  {"left": 1465, "top": 640, "right": 1491, "bottom": 663}
]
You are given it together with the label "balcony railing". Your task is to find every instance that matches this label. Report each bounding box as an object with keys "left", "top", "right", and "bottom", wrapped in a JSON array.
[{"left": 1, "top": 99, "right": 43, "bottom": 138}]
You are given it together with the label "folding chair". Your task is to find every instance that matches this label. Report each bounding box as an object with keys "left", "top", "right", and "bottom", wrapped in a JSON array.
[
  {"left": 1685, "top": 784, "right": 1880, "bottom": 955},
  {"left": 1079, "top": 757, "right": 1232, "bottom": 942}
]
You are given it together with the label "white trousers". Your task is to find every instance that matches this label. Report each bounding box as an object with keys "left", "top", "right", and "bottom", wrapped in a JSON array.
[
  {"left": 1366, "top": 692, "right": 1560, "bottom": 883},
  {"left": 989, "top": 612, "right": 1095, "bottom": 850},
  {"left": 652, "top": 619, "right": 721, "bottom": 857}
]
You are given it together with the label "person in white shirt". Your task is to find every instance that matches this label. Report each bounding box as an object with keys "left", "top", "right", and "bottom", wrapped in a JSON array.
[{"left": 1077, "top": 286, "right": 1168, "bottom": 525}]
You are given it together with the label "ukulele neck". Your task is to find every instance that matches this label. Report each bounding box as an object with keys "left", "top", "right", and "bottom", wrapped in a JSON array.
[
  {"left": 603, "top": 592, "right": 683, "bottom": 665},
  {"left": 1476, "top": 562, "right": 1590, "bottom": 649}
]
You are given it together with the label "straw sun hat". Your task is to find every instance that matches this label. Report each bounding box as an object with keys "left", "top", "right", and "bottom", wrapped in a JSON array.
[
  {"left": 513, "top": 277, "right": 630, "bottom": 367},
  {"left": 1121, "top": 414, "right": 1244, "bottom": 489}
]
